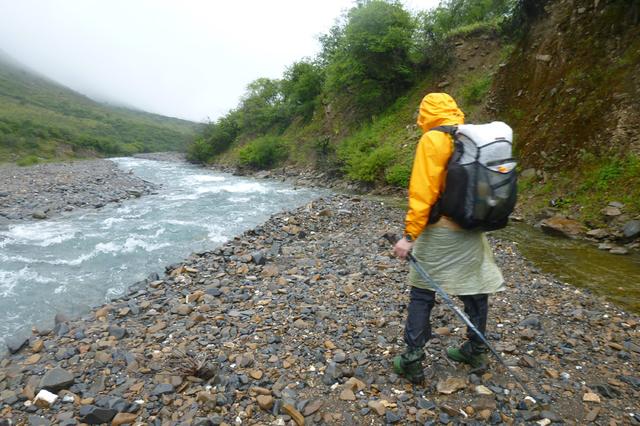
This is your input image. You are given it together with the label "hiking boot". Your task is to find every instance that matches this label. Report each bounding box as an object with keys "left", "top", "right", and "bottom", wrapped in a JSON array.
[
  {"left": 446, "top": 341, "right": 489, "bottom": 372},
  {"left": 393, "top": 347, "right": 425, "bottom": 384}
]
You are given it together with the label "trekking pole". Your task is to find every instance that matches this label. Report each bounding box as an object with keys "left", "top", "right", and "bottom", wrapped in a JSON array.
[{"left": 383, "top": 233, "right": 537, "bottom": 400}]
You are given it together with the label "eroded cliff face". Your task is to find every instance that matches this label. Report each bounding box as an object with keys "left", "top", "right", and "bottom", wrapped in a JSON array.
[{"left": 494, "top": 0, "right": 640, "bottom": 169}]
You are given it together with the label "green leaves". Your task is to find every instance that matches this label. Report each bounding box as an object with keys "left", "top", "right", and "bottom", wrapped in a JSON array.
[{"left": 238, "top": 136, "right": 288, "bottom": 170}]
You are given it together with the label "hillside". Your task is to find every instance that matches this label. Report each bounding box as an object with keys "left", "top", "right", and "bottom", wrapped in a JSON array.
[
  {"left": 0, "top": 50, "right": 201, "bottom": 163},
  {"left": 494, "top": 0, "right": 640, "bottom": 226},
  {"left": 188, "top": 0, "right": 640, "bottom": 248}
]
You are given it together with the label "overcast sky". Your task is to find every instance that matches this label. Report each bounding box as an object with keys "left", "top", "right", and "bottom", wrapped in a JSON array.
[{"left": 0, "top": 0, "right": 439, "bottom": 122}]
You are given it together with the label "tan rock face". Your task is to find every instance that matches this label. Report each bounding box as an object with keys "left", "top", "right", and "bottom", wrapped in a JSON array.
[
  {"left": 111, "top": 413, "right": 138, "bottom": 426},
  {"left": 540, "top": 216, "right": 585, "bottom": 238}
]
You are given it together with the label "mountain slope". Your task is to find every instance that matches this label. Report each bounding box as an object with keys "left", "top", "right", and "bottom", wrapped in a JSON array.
[{"left": 0, "top": 50, "right": 201, "bottom": 163}]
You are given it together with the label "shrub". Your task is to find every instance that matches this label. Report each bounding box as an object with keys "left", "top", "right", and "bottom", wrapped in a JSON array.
[
  {"left": 238, "top": 136, "right": 289, "bottom": 169},
  {"left": 460, "top": 74, "right": 492, "bottom": 105},
  {"left": 17, "top": 155, "right": 40, "bottom": 166},
  {"left": 385, "top": 163, "right": 412, "bottom": 187}
]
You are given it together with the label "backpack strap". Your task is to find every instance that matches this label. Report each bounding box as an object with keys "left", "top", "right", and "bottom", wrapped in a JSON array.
[{"left": 430, "top": 125, "right": 458, "bottom": 135}]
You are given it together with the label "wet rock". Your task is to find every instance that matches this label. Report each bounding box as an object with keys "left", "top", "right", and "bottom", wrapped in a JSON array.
[
  {"left": 385, "top": 411, "right": 403, "bottom": 424},
  {"left": 623, "top": 220, "right": 640, "bottom": 239},
  {"left": 540, "top": 216, "right": 584, "bottom": 238},
  {"left": 151, "top": 384, "right": 175, "bottom": 396},
  {"left": 39, "top": 368, "right": 74, "bottom": 392},
  {"left": 78, "top": 405, "right": 118, "bottom": 424},
  {"left": 6, "top": 335, "right": 28, "bottom": 354},
  {"left": 108, "top": 325, "right": 127, "bottom": 340}
]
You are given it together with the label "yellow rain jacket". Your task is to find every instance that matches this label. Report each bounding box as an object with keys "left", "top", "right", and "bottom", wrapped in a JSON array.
[
  {"left": 404, "top": 93, "right": 465, "bottom": 240},
  {"left": 405, "top": 93, "right": 505, "bottom": 294}
]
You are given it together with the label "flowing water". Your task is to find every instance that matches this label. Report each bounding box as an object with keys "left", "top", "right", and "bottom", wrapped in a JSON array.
[
  {"left": 494, "top": 223, "right": 640, "bottom": 313},
  {"left": 0, "top": 158, "right": 324, "bottom": 348}
]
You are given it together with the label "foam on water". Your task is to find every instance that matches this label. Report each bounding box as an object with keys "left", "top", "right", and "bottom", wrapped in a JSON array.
[
  {"left": 0, "top": 158, "right": 325, "bottom": 352},
  {"left": 0, "top": 267, "right": 56, "bottom": 297},
  {"left": 2, "top": 221, "right": 77, "bottom": 247}
]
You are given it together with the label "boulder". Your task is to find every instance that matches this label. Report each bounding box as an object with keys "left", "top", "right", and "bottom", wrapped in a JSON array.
[
  {"left": 540, "top": 216, "right": 585, "bottom": 238},
  {"left": 622, "top": 220, "right": 640, "bottom": 239},
  {"left": 39, "top": 368, "right": 74, "bottom": 392}
]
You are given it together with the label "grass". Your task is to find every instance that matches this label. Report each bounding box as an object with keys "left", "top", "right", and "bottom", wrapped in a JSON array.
[
  {"left": 0, "top": 53, "right": 201, "bottom": 163},
  {"left": 517, "top": 154, "right": 640, "bottom": 226}
]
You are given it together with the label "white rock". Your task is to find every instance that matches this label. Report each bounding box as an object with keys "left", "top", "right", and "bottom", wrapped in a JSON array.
[{"left": 33, "top": 389, "right": 58, "bottom": 408}]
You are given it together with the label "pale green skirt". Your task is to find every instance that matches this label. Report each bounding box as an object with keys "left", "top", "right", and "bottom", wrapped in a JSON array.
[{"left": 409, "top": 227, "right": 505, "bottom": 295}]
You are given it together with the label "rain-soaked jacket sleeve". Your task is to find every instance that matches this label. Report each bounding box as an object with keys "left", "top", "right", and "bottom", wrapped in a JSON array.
[{"left": 404, "top": 132, "right": 451, "bottom": 239}]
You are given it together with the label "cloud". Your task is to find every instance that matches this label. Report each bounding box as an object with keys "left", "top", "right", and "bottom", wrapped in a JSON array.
[{"left": 0, "top": 0, "right": 437, "bottom": 122}]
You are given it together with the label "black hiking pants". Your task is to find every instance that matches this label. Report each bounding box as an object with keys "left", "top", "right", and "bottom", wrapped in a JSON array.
[{"left": 404, "top": 286, "right": 489, "bottom": 349}]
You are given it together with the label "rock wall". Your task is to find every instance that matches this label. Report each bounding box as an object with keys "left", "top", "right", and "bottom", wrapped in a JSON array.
[{"left": 494, "top": 0, "right": 640, "bottom": 169}]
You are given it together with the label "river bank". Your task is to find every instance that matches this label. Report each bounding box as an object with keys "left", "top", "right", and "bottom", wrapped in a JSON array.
[
  {"left": 1, "top": 195, "right": 638, "bottom": 425},
  {"left": 0, "top": 160, "right": 156, "bottom": 225}
]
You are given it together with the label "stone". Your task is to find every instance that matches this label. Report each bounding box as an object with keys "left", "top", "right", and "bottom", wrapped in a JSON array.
[
  {"left": 24, "top": 354, "right": 41, "bottom": 365},
  {"left": 33, "top": 390, "right": 58, "bottom": 408},
  {"left": 249, "top": 370, "right": 263, "bottom": 380},
  {"left": 622, "top": 220, "right": 640, "bottom": 239},
  {"left": 475, "top": 385, "right": 493, "bottom": 395},
  {"left": 257, "top": 395, "right": 274, "bottom": 410},
  {"left": 151, "top": 384, "right": 175, "bottom": 396},
  {"left": 6, "top": 335, "right": 28, "bottom": 354},
  {"left": 95, "top": 306, "right": 111, "bottom": 319},
  {"left": 535, "top": 54, "right": 552, "bottom": 62},
  {"left": 174, "top": 304, "right": 192, "bottom": 315},
  {"left": 40, "top": 368, "right": 75, "bottom": 392},
  {"left": 437, "top": 377, "right": 467, "bottom": 394},
  {"left": 111, "top": 413, "right": 139, "bottom": 426},
  {"left": 344, "top": 377, "right": 366, "bottom": 392},
  {"left": 601, "top": 206, "right": 622, "bottom": 217},
  {"left": 583, "top": 392, "right": 601, "bottom": 403},
  {"left": 31, "top": 340, "right": 44, "bottom": 353},
  {"left": 368, "top": 400, "right": 386, "bottom": 416},
  {"left": 303, "top": 399, "right": 323, "bottom": 416},
  {"left": 27, "top": 416, "right": 50, "bottom": 426},
  {"left": 540, "top": 216, "right": 584, "bottom": 238},
  {"left": 339, "top": 388, "right": 356, "bottom": 401},
  {"left": 108, "top": 326, "right": 127, "bottom": 340},
  {"left": 385, "top": 411, "right": 403, "bottom": 424},
  {"left": 586, "top": 228, "right": 609, "bottom": 239},
  {"left": 609, "top": 246, "right": 629, "bottom": 255},
  {"left": 32, "top": 211, "right": 47, "bottom": 219},
  {"left": 147, "top": 321, "right": 166, "bottom": 333},
  {"left": 78, "top": 405, "right": 118, "bottom": 424},
  {"left": 585, "top": 407, "right": 600, "bottom": 422}
]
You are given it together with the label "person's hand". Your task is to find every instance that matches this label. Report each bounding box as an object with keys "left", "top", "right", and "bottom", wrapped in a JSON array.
[{"left": 393, "top": 237, "right": 414, "bottom": 259}]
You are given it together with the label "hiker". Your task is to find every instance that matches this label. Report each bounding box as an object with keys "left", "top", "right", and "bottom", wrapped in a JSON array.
[{"left": 392, "top": 92, "right": 506, "bottom": 384}]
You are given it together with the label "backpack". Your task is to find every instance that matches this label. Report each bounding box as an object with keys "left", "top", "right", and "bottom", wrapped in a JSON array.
[{"left": 427, "top": 121, "right": 517, "bottom": 232}]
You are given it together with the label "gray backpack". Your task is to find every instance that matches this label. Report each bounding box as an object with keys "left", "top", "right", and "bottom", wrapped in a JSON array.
[{"left": 428, "top": 122, "right": 517, "bottom": 231}]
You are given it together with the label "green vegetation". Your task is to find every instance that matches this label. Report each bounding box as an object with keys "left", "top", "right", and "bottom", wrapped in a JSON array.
[
  {"left": 238, "top": 136, "right": 289, "bottom": 169},
  {"left": 518, "top": 154, "right": 640, "bottom": 226},
  {"left": 0, "top": 52, "right": 200, "bottom": 162},
  {"left": 189, "top": 0, "right": 520, "bottom": 176},
  {"left": 460, "top": 73, "right": 493, "bottom": 105}
]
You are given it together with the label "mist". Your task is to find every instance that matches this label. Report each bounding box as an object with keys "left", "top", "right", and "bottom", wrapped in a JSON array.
[{"left": 0, "top": 0, "right": 436, "bottom": 122}]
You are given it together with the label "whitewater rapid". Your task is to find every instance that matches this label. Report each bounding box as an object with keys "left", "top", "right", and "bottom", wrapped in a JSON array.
[{"left": 0, "top": 158, "right": 324, "bottom": 348}]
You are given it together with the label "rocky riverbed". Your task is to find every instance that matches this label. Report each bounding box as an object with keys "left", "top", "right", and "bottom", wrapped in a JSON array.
[
  {"left": 0, "top": 160, "right": 156, "bottom": 224},
  {"left": 1, "top": 195, "right": 638, "bottom": 425}
]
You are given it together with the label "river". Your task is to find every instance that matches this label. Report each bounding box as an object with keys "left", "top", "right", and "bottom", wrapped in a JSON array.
[{"left": 0, "top": 158, "right": 324, "bottom": 349}]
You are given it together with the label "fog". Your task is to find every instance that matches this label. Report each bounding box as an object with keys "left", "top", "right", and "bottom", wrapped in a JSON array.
[{"left": 0, "top": 0, "right": 437, "bottom": 122}]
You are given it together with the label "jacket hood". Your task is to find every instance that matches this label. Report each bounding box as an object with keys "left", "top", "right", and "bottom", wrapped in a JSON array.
[{"left": 416, "top": 92, "right": 465, "bottom": 133}]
